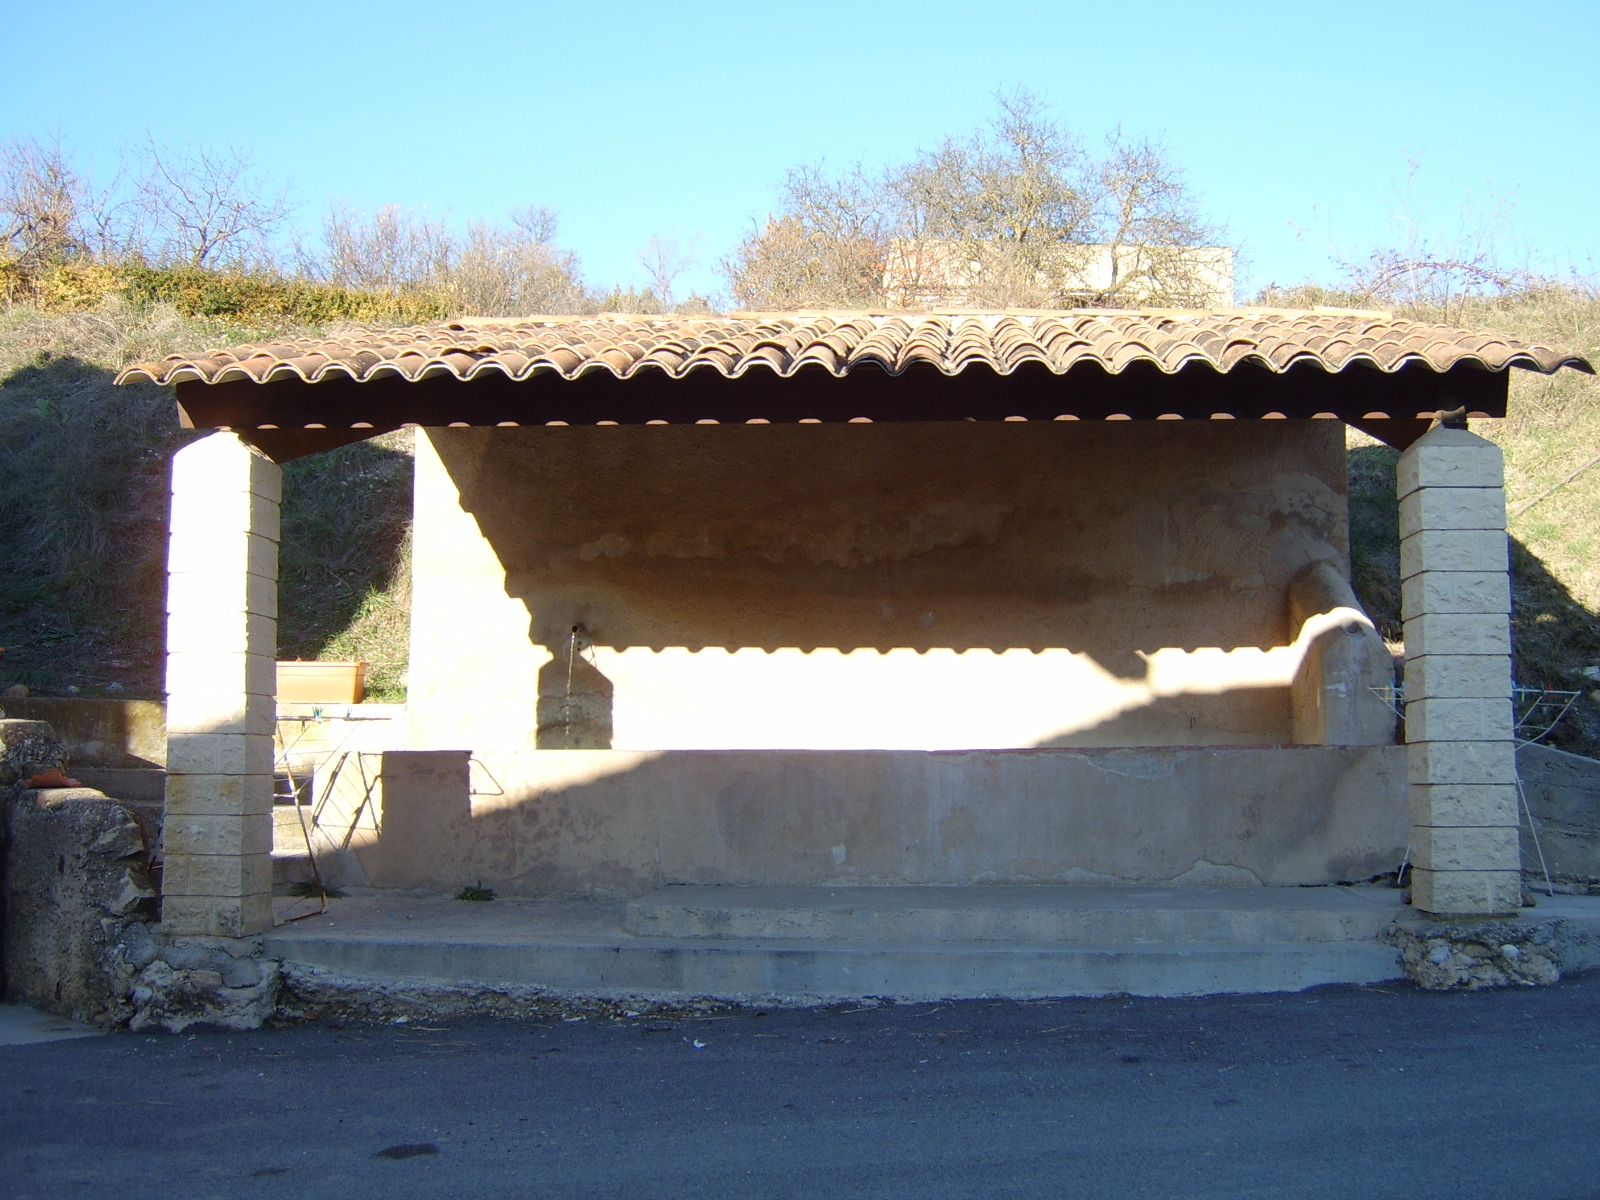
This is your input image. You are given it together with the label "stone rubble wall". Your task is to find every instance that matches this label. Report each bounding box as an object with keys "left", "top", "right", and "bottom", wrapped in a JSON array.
[
  {"left": 1385, "top": 907, "right": 1600, "bottom": 990},
  {"left": 128, "top": 935, "right": 280, "bottom": 1033},
  {"left": 2, "top": 717, "right": 157, "bottom": 1024},
  {"left": 1, "top": 715, "right": 278, "bottom": 1030}
]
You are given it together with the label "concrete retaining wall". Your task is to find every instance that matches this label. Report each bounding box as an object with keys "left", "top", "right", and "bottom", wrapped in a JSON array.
[
  {"left": 350, "top": 745, "right": 1409, "bottom": 899},
  {"left": 1520, "top": 742, "right": 1600, "bottom": 890},
  {"left": 0, "top": 698, "right": 166, "bottom": 768}
]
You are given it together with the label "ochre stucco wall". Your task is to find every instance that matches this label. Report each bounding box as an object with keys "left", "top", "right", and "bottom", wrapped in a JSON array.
[
  {"left": 407, "top": 419, "right": 1350, "bottom": 751},
  {"left": 357, "top": 745, "right": 1408, "bottom": 897}
]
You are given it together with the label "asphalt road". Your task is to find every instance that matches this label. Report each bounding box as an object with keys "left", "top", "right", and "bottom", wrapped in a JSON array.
[{"left": 4, "top": 976, "right": 1600, "bottom": 1200}]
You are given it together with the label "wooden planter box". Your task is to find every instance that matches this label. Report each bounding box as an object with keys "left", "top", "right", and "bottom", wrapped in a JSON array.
[{"left": 276, "top": 661, "right": 368, "bottom": 705}]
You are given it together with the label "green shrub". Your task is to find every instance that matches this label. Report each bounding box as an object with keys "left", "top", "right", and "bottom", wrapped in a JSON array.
[{"left": 117, "top": 263, "right": 449, "bottom": 326}]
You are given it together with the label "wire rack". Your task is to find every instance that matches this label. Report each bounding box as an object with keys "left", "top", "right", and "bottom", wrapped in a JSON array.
[
  {"left": 1375, "top": 681, "right": 1582, "bottom": 897},
  {"left": 1369, "top": 682, "right": 1581, "bottom": 744}
]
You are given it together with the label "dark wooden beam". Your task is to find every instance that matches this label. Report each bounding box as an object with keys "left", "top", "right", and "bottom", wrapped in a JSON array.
[
  {"left": 239, "top": 425, "right": 403, "bottom": 463},
  {"left": 174, "top": 359, "right": 1513, "bottom": 461},
  {"left": 1343, "top": 417, "right": 1438, "bottom": 450}
]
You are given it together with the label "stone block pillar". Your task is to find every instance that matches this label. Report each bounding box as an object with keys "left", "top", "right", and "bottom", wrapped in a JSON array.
[
  {"left": 161, "top": 434, "right": 280, "bottom": 937},
  {"left": 1398, "top": 426, "right": 1519, "bottom": 917}
]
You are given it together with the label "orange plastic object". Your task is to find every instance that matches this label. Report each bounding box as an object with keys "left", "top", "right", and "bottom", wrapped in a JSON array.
[{"left": 28, "top": 767, "right": 82, "bottom": 789}]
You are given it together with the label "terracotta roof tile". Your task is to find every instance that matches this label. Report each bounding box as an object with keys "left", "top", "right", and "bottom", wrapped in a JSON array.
[{"left": 115, "top": 310, "right": 1592, "bottom": 390}]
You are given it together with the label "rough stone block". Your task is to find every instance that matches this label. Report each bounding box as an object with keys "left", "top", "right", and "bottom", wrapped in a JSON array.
[
  {"left": 166, "top": 610, "right": 277, "bottom": 657},
  {"left": 1399, "top": 528, "right": 1509, "bottom": 580},
  {"left": 1408, "top": 739, "right": 1518, "bottom": 787},
  {"left": 1406, "top": 697, "right": 1514, "bottom": 743},
  {"left": 162, "top": 850, "right": 273, "bottom": 898},
  {"left": 171, "top": 433, "right": 282, "bottom": 503},
  {"left": 166, "top": 691, "right": 276, "bottom": 737},
  {"left": 1398, "top": 486, "right": 1507, "bottom": 534},
  {"left": 2, "top": 789, "right": 155, "bottom": 1023},
  {"left": 221, "top": 956, "right": 264, "bottom": 988},
  {"left": 1410, "top": 782, "right": 1520, "bottom": 829},
  {"left": 167, "top": 569, "right": 278, "bottom": 620},
  {"left": 1409, "top": 867, "right": 1522, "bottom": 918},
  {"left": 160, "top": 892, "right": 273, "bottom": 938},
  {"left": 169, "top": 765, "right": 251, "bottom": 819},
  {"left": 165, "top": 771, "right": 274, "bottom": 818},
  {"left": 1396, "top": 428, "right": 1505, "bottom": 498},
  {"left": 166, "top": 732, "right": 274, "bottom": 776},
  {"left": 1411, "top": 824, "right": 1521, "bottom": 872},
  {"left": 166, "top": 651, "right": 278, "bottom": 701},
  {"left": 168, "top": 488, "right": 280, "bottom": 543},
  {"left": 1401, "top": 570, "right": 1510, "bottom": 617},
  {"left": 0, "top": 718, "right": 67, "bottom": 784},
  {"left": 1404, "top": 654, "right": 1510, "bottom": 701},
  {"left": 167, "top": 531, "right": 279, "bottom": 579},
  {"left": 1403, "top": 613, "right": 1511, "bottom": 658},
  {"left": 164, "top": 812, "right": 273, "bottom": 857}
]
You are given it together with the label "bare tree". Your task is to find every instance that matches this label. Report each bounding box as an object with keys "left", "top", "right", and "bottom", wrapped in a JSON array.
[
  {"left": 133, "top": 138, "right": 295, "bottom": 269},
  {"left": 310, "top": 201, "right": 588, "bottom": 315},
  {"left": 0, "top": 136, "right": 89, "bottom": 274},
  {"left": 0, "top": 135, "right": 143, "bottom": 303},
  {"left": 1329, "top": 160, "right": 1533, "bottom": 317},
  {"left": 725, "top": 161, "right": 888, "bottom": 309},
  {"left": 510, "top": 204, "right": 559, "bottom": 245},
  {"left": 638, "top": 233, "right": 700, "bottom": 311},
  {"left": 1063, "top": 128, "right": 1234, "bottom": 307},
  {"left": 317, "top": 203, "right": 453, "bottom": 293},
  {"left": 448, "top": 214, "right": 587, "bottom": 315},
  {"left": 724, "top": 90, "right": 1229, "bottom": 310}
]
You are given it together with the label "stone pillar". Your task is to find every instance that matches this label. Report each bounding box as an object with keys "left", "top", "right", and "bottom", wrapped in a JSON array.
[
  {"left": 1398, "top": 426, "right": 1519, "bottom": 917},
  {"left": 161, "top": 434, "right": 280, "bottom": 937}
]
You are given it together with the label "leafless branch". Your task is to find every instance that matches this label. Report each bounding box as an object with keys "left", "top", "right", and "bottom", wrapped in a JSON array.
[
  {"left": 724, "top": 90, "right": 1229, "bottom": 310},
  {"left": 638, "top": 233, "right": 701, "bottom": 311},
  {"left": 133, "top": 137, "right": 296, "bottom": 269}
]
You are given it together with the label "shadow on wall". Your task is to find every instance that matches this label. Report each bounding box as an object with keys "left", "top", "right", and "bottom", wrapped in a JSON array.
[
  {"left": 333, "top": 742, "right": 1410, "bottom": 900},
  {"left": 1347, "top": 443, "right": 1600, "bottom": 757},
  {"left": 535, "top": 624, "right": 614, "bottom": 748},
  {"left": 423, "top": 420, "right": 1356, "bottom": 749},
  {"left": 437, "top": 421, "right": 1349, "bottom": 659}
]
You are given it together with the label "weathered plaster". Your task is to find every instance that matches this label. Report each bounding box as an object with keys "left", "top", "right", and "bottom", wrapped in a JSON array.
[
  {"left": 357, "top": 745, "right": 1408, "bottom": 898},
  {"left": 408, "top": 420, "right": 1351, "bottom": 751}
]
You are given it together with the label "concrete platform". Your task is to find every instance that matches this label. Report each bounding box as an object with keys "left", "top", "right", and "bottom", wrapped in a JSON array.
[
  {"left": 264, "top": 884, "right": 1412, "bottom": 1003},
  {"left": 624, "top": 884, "right": 1402, "bottom": 943},
  {"left": 0, "top": 1004, "right": 104, "bottom": 1046}
]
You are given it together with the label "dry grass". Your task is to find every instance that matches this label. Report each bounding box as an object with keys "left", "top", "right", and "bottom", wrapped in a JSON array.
[
  {"left": 1344, "top": 284, "right": 1600, "bottom": 755},
  {"left": 277, "top": 432, "right": 413, "bottom": 702},
  {"left": 0, "top": 297, "right": 412, "bottom": 698},
  {"left": 0, "top": 300, "right": 242, "bottom": 690}
]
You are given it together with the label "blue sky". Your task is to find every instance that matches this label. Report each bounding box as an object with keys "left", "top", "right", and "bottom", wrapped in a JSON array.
[{"left": 9, "top": 0, "right": 1596, "bottom": 304}]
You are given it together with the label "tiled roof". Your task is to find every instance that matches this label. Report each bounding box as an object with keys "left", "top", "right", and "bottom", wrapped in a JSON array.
[{"left": 117, "top": 310, "right": 1589, "bottom": 387}]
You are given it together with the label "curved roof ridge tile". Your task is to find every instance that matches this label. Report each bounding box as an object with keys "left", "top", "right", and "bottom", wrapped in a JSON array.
[{"left": 113, "top": 310, "right": 1594, "bottom": 388}]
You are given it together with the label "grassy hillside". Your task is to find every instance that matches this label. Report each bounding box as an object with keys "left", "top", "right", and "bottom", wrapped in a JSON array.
[
  {"left": 0, "top": 298, "right": 414, "bottom": 700},
  {"left": 1344, "top": 287, "right": 1600, "bottom": 755},
  {"left": 1, "top": 288, "right": 1597, "bottom": 753}
]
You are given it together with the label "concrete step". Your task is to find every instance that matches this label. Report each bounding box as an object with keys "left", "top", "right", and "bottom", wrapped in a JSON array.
[
  {"left": 264, "top": 888, "right": 1408, "bottom": 1003},
  {"left": 266, "top": 925, "right": 1403, "bottom": 1001},
  {"left": 624, "top": 885, "right": 1402, "bottom": 945},
  {"left": 272, "top": 808, "right": 311, "bottom": 886}
]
